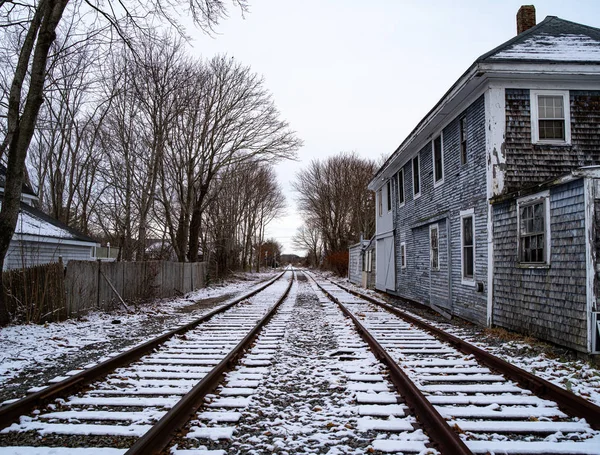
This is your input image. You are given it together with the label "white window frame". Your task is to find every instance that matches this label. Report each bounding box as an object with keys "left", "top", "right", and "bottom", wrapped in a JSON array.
[
  {"left": 397, "top": 168, "right": 405, "bottom": 208},
  {"left": 429, "top": 223, "right": 439, "bottom": 271},
  {"left": 386, "top": 180, "right": 392, "bottom": 212},
  {"left": 412, "top": 154, "right": 421, "bottom": 199},
  {"left": 432, "top": 133, "right": 444, "bottom": 187},
  {"left": 530, "top": 90, "right": 571, "bottom": 145},
  {"left": 460, "top": 208, "right": 476, "bottom": 286},
  {"left": 378, "top": 188, "right": 383, "bottom": 217},
  {"left": 400, "top": 241, "right": 406, "bottom": 269},
  {"left": 517, "top": 190, "right": 551, "bottom": 266}
]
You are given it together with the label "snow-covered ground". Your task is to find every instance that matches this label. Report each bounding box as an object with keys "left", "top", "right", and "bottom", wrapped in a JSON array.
[
  {"left": 336, "top": 277, "right": 600, "bottom": 407},
  {"left": 0, "top": 271, "right": 277, "bottom": 403}
]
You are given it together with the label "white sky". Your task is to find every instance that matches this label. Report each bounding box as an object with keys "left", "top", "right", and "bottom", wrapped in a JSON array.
[{"left": 185, "top": 0, "right": 600, "bottom": 256}]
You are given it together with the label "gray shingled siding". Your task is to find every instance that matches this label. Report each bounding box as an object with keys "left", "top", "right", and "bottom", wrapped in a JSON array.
[
  {"left": 392, "top": 95, "right": 488, "bottom": 325},
  {"left": 504, "top": 89, "right": 600, "bottom": 195},
  {"left": 492, "top": 179, "right": 588, "bottom": 352}
]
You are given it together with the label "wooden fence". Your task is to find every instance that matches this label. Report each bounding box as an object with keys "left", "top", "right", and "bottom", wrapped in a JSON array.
[{"left": 1, "top": 260, "right": 207, "bottom": 324}]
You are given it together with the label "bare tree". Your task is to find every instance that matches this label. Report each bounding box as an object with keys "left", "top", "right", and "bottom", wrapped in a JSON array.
[
  {"left": 292, "top": 222, "right": 322, "bottom": 267},
  {"left": 0, "top": 0, "right": 247, "bottom": 320},
  {"left": 293, "top": 152, "right": 376, "bottom": 273},
  {"left": 154, "top": 54, "right": 300, "bottom": 263}
]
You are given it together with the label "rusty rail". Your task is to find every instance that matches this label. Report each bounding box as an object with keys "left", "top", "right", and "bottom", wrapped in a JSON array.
[
  {"left": 332, "top": 279, "right": 600, "bottom": 431},
  {"left": 126, "top": 269, "right": 295, "bottom": 455},
  {"left": 308, "top": 274, "right": 471, "bottom": 455},
  {"left": 0, "top": 270, "right": 288, "bottom": 427}
]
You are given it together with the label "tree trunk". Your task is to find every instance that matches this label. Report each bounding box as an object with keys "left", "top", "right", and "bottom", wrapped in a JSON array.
[{"left": 0, "top": 0, "right": 69, "bottom": 321}]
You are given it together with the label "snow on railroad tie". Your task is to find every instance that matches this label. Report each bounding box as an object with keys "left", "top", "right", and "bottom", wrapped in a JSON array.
[
  {"left": 0, "top": 448, "right": 127, "bottom": 455},
  {"left": 467, "top": 440, "right": 600, "bottom": 454},
  {"left": 1, "top": 422, "right": 152, "bottom": 437}
]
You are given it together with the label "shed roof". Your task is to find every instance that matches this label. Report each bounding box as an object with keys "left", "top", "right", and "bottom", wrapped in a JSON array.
[{"left": 0, "top": 197, "right": 98, "bottom": 244}]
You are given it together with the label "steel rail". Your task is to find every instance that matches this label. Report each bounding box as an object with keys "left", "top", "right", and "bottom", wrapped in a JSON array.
[
  {"left": 331, "top": 279, "right": 600, "bottom": 431},
  {"left": 125, "top": 269, "right": 295, "bottom": 455},
  {"left": 0, "top": 270, "right": 288, "bottom": 427},
  {"left": 307, "top": 273, "right": 472, "bottom": 455}
]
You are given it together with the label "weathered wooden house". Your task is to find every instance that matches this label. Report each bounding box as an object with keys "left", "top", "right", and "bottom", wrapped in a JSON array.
[
  {"left": 0, "top": 166, "right": 99, "bottom": 270},
  {"left": 369, "top": 7, "right": 600, "bottom": 354}
]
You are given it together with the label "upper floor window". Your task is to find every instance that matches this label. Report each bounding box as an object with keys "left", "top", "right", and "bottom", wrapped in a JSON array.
[
  {"left": 397, "top": 168, "right": 405, "bottom": 207},
  {"left": 378, "top": 188, "right": 383, "bottom": 217},
  {"left": 460, "top": 116, "right": 468, "bottom": 165},
  {"left": 433, "top": 135, "right": 444, "bottom": 186},
  {"left": 386, "top": 180, "right": 392, "bottom": 212},
  {"left": 517, "top": 192, "right": 550, "bottom": 265},
  {"left": 530, "top": 90, "right": 571, "bottom": 144},
  {"left": 412, "top": 155, "right": 421, "bottom": 198}
]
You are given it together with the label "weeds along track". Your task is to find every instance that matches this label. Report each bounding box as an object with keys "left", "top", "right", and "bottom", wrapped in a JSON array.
[
  {"left": 0, "top": 269, "right": 294, "bottom": 455},
  {"left": 307, "top": 272, "right": 600, "bottom": 455}
]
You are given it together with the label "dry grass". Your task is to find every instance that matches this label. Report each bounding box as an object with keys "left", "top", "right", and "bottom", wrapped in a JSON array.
[{"left": 483, "top": 327, "right": 539, "bottom": 345}]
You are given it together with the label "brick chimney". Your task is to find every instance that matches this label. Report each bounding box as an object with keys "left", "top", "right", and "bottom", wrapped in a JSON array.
[{"left": 517, "top": 5, "right": 536, "bottom": 34}]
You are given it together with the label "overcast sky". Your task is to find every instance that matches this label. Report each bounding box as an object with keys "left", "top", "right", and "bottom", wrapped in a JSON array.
[{"left": 185, "top": 0, "right": 600, "bottom": 256}]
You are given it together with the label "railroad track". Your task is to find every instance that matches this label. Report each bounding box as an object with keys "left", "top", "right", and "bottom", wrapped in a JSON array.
[
  {"left": 307, "top": 272, "right": 600, "bottom": 455},
  {"left": 0, "top": 269, "right": 294, "bottom": 455}
]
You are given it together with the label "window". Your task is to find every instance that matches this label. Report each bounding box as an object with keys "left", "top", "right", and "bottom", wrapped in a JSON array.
[
  {"left": 530, "top": 90, "right": 571, "bottom": 144},
  {"left": 460, "top": 209, "right": 475, "bottom": 282},
  {"left": 430, "top": 224, "right": 439, "bottom": 271},
  {"left": 386, "top": 180, "right": 392, "bottom": 212},
  {"left": 517, "top": 192, "right": 550, "bottom": 265},
  {"left": 400, "top": 242, "right": 406, "bottom": 269},
  {"left": 412, "top": 155, "right": 420, "bottom": 198},
  {"left": 365, "top": 250, "right": 372, "bottom": 272},
  {"left": 460, "top": 116, "right": 467, "bottom": 165},
  {"left": 378, "top": 189, "right": 382, "bottom": 217},
  {"left": 397, "top": 169, "right": 405, "bottom": 207},
  {"left": 433, "top": 135, "right": 444, "bottom": 185}
]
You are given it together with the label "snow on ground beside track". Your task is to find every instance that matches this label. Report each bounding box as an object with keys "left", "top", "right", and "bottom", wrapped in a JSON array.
[
  {"left": 0, "top": 271, "right": 278, "bottom": 388},
  {"left": 335, "top": 276, "right": 600, "bottom": 407}
]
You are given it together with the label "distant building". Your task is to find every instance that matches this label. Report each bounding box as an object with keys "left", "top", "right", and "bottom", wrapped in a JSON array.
[
  {"left": 348, "top": 238, "right": 375, "bottom": 289},
  {"left": 1, "top": 165, "right": 99, "bottom": 270},
  {"left": 280, "top": 254, "right": 302, "bottom": 265},
  {"left": 369, "top": 8, "right": 600, "bottom": 354}
]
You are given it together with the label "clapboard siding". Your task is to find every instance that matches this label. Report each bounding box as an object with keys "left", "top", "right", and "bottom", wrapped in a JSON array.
[
  {"left": 4, "top": 241, "right": 94, "bottom": 270},
  {"left": 492, "top": 179, "right": 588, "bottom": 352},
  {"left": 504, "top": 89, "right": 600, "bottom": 194},
  {"left": 391, "top": 94, "right": 488, "bottom": 325}
]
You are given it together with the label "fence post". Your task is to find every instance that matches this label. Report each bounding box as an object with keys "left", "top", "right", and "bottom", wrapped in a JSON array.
[{"left": 96, "top": 259, "right": 101, "bottom": 310}]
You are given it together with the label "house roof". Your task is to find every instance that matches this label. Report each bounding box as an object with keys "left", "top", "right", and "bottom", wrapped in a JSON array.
[
  {"left": 0, "top": 197, "right": 98, "bottom": 245},
  {"left": 0, "top": 164, "right": 37, "bottom": 198},
  {"left": 479, "top": 16, "right": 600, "bottom": 64},
  {"left": 369, "top": 16, "right": 600, "bottom": 190}
]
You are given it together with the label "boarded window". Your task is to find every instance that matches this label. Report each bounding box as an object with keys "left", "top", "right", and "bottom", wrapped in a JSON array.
[
  {"left": 519, "top": 200, "right": 546, "bottom": 263},
  {"left": 400, "top": 242, "right": 406, "bottom": 269},
  {"left": 538, "top": 95, "right": 565, "bottom": 141},
  {"left": 460, "top": 116, "right": 467, "bottom": 165},
  {"left": 430, "top": 225, "right": 439, "bottom": 270},
  {"left": 462, "top": 215, "right": 474, "bottom": 279},
  {"left": 433, "top": 135, "right": 443, "bottom": 183},
  {"left": 413, "top": 155, "right": 420, "bottom": 196},
  {"left": 397, "top": 169, "right": 404, "bottom": 205}
]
